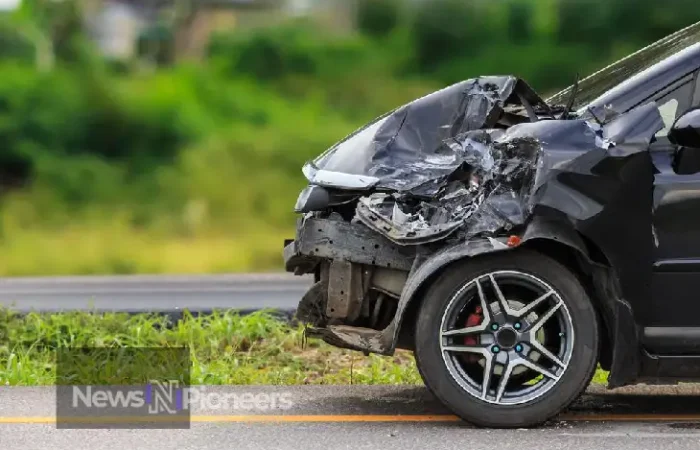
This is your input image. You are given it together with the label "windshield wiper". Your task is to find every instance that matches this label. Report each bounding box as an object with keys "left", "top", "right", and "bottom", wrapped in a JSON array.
[
  {"left": 561, "top": 73, "right": 580, "bottom": 120},
  {"left": 587, "top": 106, "right": 604, "bottom": 126}
]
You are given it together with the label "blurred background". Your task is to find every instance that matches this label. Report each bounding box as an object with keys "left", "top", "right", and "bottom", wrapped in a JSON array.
[{"left": 0, "top": 0, "right": 696, "bottom": 276}]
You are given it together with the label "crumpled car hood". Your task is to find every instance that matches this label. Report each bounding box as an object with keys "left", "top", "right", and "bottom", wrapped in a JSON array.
[
  {"left": 305, "top": 76, "right": 549, "bottom": 193},
  {"left": 303, "top": 76, "right": 665, "bottom": 245}
]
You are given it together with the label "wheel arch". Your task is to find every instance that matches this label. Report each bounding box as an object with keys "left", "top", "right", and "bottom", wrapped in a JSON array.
[
  {"left": 518, "top": 237, "right": 614, "bottom": 371},
  {"left": 390, "top": 218, "right": 629, "bottom": 382}
]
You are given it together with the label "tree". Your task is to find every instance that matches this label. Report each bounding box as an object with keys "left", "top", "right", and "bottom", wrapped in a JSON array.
[
  {"left": 356, "top": 0, "right": 401, "bottom": 39},
  {"left": 411, "top": 0, "right": 493, "bottom": 71}
]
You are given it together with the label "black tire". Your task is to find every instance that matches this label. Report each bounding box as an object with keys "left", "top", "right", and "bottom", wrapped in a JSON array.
[{"left": 414, "top": 249, "right": 599, "bottom": 428}]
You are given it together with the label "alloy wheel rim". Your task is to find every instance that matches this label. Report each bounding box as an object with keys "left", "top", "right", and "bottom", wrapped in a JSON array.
[{"left": 439, "top": 270, "right": 575, "bottom": 405}]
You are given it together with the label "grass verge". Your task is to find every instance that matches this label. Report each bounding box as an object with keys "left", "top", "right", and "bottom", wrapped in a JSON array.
[
  {"left": 0, "top": 309, "right": 607, "bottom": 386},
  {"left": 0, "top": 309, "right": 421, "bottom": 385}
]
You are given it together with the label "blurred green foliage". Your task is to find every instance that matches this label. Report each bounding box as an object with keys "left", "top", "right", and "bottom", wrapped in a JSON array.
[
  {"left": 356, "top": 0, "right": 401, "bottom": 39},
  {"left": 0, "top": 0, "right": 697, "bottom": 274}
]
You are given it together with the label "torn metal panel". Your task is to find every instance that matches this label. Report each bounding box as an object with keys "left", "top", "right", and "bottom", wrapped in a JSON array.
[
  {"left": 353, "top": 100, "right": 664, "bottom": 246},
  {"left": 355, "top": 125, "right": 540, "bottom": 245},
  {"left": 305, "top": 76, "right": 546, "bottom": 196}
]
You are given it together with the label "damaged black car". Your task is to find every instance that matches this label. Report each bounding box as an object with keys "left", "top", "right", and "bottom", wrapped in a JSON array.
[{"left": 284, "top": 21, "right": 700, "bottom": 427}]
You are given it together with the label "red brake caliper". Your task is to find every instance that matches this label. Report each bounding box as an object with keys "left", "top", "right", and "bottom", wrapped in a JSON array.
[{"left": 463, "top": 305, "right": 483, "bottom": 363}]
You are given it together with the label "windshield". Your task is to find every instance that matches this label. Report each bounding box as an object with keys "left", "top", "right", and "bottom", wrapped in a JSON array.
[{"left": 548, "top": 21, "right": 700, "bottom": 110}]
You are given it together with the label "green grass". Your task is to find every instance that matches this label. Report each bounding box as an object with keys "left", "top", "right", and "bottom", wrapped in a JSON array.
[
  {"left": 0, "top": 309, "right": 422, "bottom": 385},
  {"left": 592, "top": 367, "right": 609, "bottom": 385},
  {"left": 0, "top": 308, "right": 607, "bottom": 386}
]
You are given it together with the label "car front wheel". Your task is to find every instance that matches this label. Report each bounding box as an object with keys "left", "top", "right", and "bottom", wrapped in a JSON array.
[{"left": 414, "top": 249, "right": 600, "bottom": 428}]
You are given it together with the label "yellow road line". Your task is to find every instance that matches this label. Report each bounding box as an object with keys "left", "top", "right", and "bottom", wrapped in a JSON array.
[
  {"left": 193, "top": 415, "right": 462, "bottom": 423},
  {"left": 0, "top": 415, "right": 460, "bottom": 424},
  {"left": 0, "top": 417, "right": 54, "bottom": 424},
  {"left": 560, "top": 413, "right": 700, "bottom": 422},
  {"left": 3, "top": 413, "right": 700, "bottom": 424}
]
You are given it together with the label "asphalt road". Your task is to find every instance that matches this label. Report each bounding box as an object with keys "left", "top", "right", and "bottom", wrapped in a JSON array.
[
  {"left": 3, "top": 385, "right": 700, "bottom": 450},
  {"left": 0, "top": 274, "right": 313, "bottom": 313},
  {"left": 4, "top": 276, "right": 700, "bottom": 449}
]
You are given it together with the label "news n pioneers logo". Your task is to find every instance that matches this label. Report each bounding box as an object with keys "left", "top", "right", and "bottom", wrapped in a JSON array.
[
  {"left": 64, "top": 383, "right": 295, "bottom": 427},
  {"left": 56, "top": 347, "right": 190, "bottom": 429}
]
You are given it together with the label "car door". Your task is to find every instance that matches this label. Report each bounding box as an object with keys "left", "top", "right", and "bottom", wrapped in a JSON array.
[{"left": 649, "top": 70, "right": 700, "bottom": 350}]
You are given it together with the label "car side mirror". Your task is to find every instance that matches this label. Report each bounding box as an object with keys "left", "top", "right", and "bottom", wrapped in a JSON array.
[{"left": 669, "top": 108, "right": 700, "bottom": 148}]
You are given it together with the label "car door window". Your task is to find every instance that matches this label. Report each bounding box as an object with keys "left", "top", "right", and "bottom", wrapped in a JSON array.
[
  {"left": 657, "top": 98, "right": 680, "bottom": 136},
  {"left": 654, "top": 80, "right": 695, "bottom": 138}
]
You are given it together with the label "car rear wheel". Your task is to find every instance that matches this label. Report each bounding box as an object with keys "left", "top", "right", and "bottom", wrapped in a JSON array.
[{"left": 414, "top": 249, "right": 599, "bottom": 428}]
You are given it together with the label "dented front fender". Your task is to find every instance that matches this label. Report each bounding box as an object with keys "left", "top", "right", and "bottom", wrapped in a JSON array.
[
  {"left": 388, "top": 215, "right": 641, "bottom": 388},
  {"left": 387, "top": 216, "right": 590, "bottom": 352}
]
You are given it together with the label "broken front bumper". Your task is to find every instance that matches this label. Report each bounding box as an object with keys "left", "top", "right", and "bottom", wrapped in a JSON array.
[
  {"left": 283, "top": 216, "right": 417, "bottom": 355},
  {"left": 283, "top": 216, "right": 416, "bottom": 275}
]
